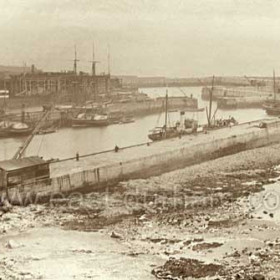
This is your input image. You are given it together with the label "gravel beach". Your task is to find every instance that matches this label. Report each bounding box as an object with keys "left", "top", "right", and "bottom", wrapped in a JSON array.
[{"left": 2, "top": 143, "right": 280, "bottom": 279}]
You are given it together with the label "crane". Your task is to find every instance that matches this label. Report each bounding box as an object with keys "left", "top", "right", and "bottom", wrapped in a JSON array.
[{"left": 13, "top": 109, "right": 52, "bottom": 160}]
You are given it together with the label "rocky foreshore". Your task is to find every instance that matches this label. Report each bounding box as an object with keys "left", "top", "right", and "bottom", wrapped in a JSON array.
[{"left": 2, "top": 144, "right": 280, "bottom": 279}]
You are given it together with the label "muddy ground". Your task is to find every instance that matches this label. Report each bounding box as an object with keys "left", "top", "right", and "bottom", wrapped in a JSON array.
[{"left": 2, "top": 144, "right": 280, "bottom": 279}]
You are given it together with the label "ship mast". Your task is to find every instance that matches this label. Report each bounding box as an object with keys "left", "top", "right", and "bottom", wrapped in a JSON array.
[
  {"left": 207, "top": 75, "right": 214, "bottom": 127},
  {"left": 107, "top": 44, "right": 111, "bottom": 76},
  {"left": 90, "top": 42, "right": 99, "bottom": 76},
  {"left": 3, "top": 80, "right": 7, "bottom": 122},
  {"left": 273, "top": 69, "right": 276, "bottom": 102},
  {"left": 164, "top": 89, "right": 168, "bottom": 136},
  {"left": 92, "top": 42, "right": 96, "bottom": 76},
  {"left": 73, "top": 45, "right": 79, "bottom": 75}
]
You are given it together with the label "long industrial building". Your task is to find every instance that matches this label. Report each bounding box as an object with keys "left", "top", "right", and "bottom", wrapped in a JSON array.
[{"left": 9, "top": 69, "right": 121, "bottom": 102}]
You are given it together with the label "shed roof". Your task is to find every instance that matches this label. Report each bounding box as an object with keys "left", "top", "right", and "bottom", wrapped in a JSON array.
[{"left": 0, "top": 156, "right": 47, "bottom": 172}]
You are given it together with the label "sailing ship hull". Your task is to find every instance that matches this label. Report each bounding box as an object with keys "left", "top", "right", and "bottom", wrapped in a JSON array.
[
  {"left": 148, "top": 93, "right": 198, "bottom": 142},
  {"left": 148, "top": 128, "right": 195, "bottom": 141},
  {"left": 263, "top": 103, "right": 280, "bottom": 116},
  {"left": 148, "top": 132, "right": 179, "bottom": 141},
  {"left": 265, "top": 108, "right": 280, "bottom": 116},
  {"left": 8, "top": 127, "right": 33, "bottom": 136},
  {"left": 0, "top": 128, "right": 11, "bottom": 138},
  {"left": 0, "top": 121, "right": 33, "bottom": 137},
  {"left": 119, "top": 116, "right": 135, "bottom": 124}
]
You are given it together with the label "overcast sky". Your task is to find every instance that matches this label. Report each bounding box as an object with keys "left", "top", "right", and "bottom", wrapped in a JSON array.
[{"left": 0, "top": 0, "right": 280, "bottom": 77}]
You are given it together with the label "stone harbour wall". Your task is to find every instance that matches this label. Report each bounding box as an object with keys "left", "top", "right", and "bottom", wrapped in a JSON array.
[{"left": 6, "top": 119, "right": 280, "bottom": 202}]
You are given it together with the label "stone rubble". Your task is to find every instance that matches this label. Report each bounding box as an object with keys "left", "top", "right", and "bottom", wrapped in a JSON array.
[{"left": 1, "top": 144, "right": 280, "bottom": 278}]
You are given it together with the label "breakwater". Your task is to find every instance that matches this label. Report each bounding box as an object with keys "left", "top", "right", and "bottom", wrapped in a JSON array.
[
  {"left": 202, "top": 86, "right": 273, "bottom": 109},
  {"left": 201, "top": 86, "right": 273, "bottom": 100},
  {"left": 105, "top": 96, "right": 197, "bottom": 115},
  {"left": 216, "top": 96, "right": 271, "bottom": 109},
  {"left": 5, "top": 118, "right": 280, "bottom": 202}
]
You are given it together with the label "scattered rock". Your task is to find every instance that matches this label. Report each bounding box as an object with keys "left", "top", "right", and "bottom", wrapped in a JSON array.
[
  {"left": 192, "top": 242, "right": 223, "bottom": 251},
  {"left": 111, "top": 231, "right": 122, "bottom": 239},
  {"left": 152, "top": 257, "right": 223, "bottom": 279},
  {"left": 6, "top": 240, "right": 23, "bottom": 249},
  {"left": 253, "top": 274, "right": 265, "bottom": 280},
  {"left": 0, "top": 199, "right": 12, "bottom": 213}
]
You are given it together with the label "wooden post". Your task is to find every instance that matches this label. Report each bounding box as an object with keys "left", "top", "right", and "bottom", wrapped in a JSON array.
[
  {"left": 208, "top": 75, "right": 215, "bottom": 127},
  {"left": 164, "top": 90, "right": 168, "bottom": 137}
]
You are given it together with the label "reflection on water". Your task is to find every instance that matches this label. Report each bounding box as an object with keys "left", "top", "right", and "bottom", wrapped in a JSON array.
[{"left": 0, "top": 87, "right": 272, "bottom": 161}]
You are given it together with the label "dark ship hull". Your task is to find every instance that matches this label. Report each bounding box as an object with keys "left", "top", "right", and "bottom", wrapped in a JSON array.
[
  {"left": 0, "top": 127, "right": 10, "bottom": 138},
  {"left": 148, "top": 128, "right": 180, "bottom": 141},
  {"left": 148, "top": 126, "right": 195, "bottom": 141},
  {"left": 0, "top": 122, "right": 33, "bottom": 137},
  {"left": 72, "top": 118, "right": 109, "bottom": 127},
  {"left": 263, "top": 102, "right": 280, "bottom": 116},
  {"left": 8, "top": 127, "right": 33, "bottom": 136}
]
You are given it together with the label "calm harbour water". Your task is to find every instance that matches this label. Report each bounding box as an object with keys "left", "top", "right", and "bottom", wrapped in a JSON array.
[{"left": 0, "top": 87, "right": 271, "bottom": 161}]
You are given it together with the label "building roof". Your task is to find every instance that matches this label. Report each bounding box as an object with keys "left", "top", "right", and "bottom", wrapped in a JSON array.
[{"left": 0, "top": 156, "right": 47, "bottom": 172}]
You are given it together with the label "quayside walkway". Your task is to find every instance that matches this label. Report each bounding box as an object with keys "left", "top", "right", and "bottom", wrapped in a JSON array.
[{"left": 50, "top": 118, "right": 273, "bottom": 178}]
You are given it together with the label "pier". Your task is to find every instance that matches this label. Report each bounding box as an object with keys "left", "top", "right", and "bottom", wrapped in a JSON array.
[
  {"left": 5, "top": 117, "right": 280, "bottom": 201},
  {"left": 50, "top": 118, "right": 280, "bottom": 178}
]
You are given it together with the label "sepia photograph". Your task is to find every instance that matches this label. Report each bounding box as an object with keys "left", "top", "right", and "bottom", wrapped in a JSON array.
[{"left": 0, "top": 0, "right": 280, "bottom": 279}]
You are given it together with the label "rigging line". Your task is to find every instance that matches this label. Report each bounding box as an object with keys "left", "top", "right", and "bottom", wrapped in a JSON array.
[
  {"left": 176, "top": 87, "right": 182, "bottom": 96},
  {"left": 155, "top": 111, "right": 162, "bottom": 126},
  {"left": 177, "top": 87, "right": 187, "bottom": 97},
  {"left": 37, "top": 133, "right": 45, "bottom": 155},
  {"left": 168, "top": 112, "right": 171, "bottom": 127}
]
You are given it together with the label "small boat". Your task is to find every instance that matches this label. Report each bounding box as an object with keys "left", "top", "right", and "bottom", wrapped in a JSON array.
[
  {"left": 148, "top": 121, "right": 197, "bottom": 141},
  {"left": 119, "top": 115, "right": 135, "bottom": 124},
  {"left": 8, "top": 122, "right": 33, "bottom": 136},
  {"left": 0, "top": 99, "right": 33, "bottom": 137},
  {"left": 263, "top": 101, "right": 280, "bottom": 116},
  {"left": 36, "top": 128, "right": 57, "bottom": 135},
  {"left": 72, "top": 112, "right": 109, "bottom": 127},
  {"left": 148, "top": 126, "right": 180, "bottom": 141}
]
